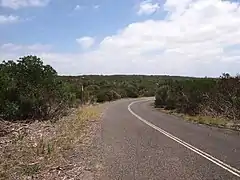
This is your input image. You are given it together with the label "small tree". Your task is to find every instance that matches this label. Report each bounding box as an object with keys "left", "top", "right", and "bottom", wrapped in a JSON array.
[{"left": 0, "top": 56, "right": 75, "bottom": 121}]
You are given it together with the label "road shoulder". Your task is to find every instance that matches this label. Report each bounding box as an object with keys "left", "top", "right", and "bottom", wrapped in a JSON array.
[{"left": 0, "top": 104, "right": 107, "bottom": 180}]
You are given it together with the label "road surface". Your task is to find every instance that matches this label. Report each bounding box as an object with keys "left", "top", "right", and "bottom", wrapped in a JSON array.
[{"left": 100, "top": 98, "right": 240, "bottom": 180}]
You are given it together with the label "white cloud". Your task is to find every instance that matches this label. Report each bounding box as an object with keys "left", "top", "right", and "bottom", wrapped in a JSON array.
[
  {"left": 137, "top": 0, "right": 160, "bottom": 15},
  {"left": 0, "top": 0, "right": 50, "bottom": 9},
  {"left": 76, "top": 37, "right": 95, "bottom": 49},
  {"left": 72, "top": 4, "right": 99, "bottom": 12},
  {"left": 164, "top": 0, "right": 194, "bottom": 19},
  {"left": 0, "top": 15, "right": 20, "bottom": 24},
  {"left": 1, "top": 0, "right": 240, "bottom": 77},
  {"left": 74, "top": 5, "right": 81, "bottom": 10}
]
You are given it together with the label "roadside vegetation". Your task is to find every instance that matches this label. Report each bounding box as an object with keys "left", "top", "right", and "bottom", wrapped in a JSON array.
[
  {"left": 0, "top": 55, "right": 106, "bottom": 179},
  {"left": 155, "top": 74, "right": 240, "bottom": 130},
  {"left": 0, "top": 55, "right": 170, "bottom": 122},
  {"left": 1, "top": 55, "right": 194, "bottom": 122},
  {"left": 0, "top": 56, "right": 76, "bottom": 121},
  {"left": 0, "top": 55, "right": 178, "bottom": 179}
]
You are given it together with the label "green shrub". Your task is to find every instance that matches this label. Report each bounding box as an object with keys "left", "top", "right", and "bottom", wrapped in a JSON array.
[
  {"left": 0, "top": 56, "right": 75, "bottom": 121},
  {"left": 155, "top": 74, "right": 240, "bottom": 120}
]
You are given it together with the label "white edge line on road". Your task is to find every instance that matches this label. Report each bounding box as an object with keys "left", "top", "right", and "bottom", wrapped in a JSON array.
[{"left": 128, "top": 100, "right": 240, "bottom": 178}]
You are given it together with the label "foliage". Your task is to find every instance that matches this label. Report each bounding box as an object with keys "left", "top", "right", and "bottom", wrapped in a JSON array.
[
  {"left": 0, "top": 55, "right": 205, "bottom": 121},
  {"left": 59, "top": 75, "right": 165, "bottom": 103},
  {"left": 155, "top": 74, "right": 240, "bottom": 121},
  {"left": 0, "top": 56, "right": 75, "bottom": 121}
]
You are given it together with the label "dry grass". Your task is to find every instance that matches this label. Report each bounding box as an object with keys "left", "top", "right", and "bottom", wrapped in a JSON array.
[
  {"left": 157, "top": 108, "right": 239, "bottom": 131},
  {"left": 0, "top": 105, "right": 102, "bottom": 180},
  {"left": 183, "top": 115, "right": 229, "bottom": 127}
]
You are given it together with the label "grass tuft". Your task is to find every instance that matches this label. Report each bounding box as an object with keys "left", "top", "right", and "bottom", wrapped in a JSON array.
[{"left": 184, "top": 115, "right": 229, "bottom": 127}]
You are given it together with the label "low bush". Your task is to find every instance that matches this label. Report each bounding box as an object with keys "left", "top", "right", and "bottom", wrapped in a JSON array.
[{"left": 155, "top": 74, "right": 240, "bottom": 122}]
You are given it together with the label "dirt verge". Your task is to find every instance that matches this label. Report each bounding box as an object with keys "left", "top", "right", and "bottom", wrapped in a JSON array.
[
  {"left": 0, "top": 104, "right": 106, "bottom": 180},
  {"left": 157, "top": 108, "right": 240, "bottom": 131}
]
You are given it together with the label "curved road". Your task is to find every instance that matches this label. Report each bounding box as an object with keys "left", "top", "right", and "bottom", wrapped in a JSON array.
[{"left": 101, "top": 98, "right": 240, "bottom": 180}]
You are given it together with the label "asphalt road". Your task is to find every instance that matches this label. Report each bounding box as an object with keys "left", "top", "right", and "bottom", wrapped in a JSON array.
[{"left": 101, "top": 98, "right": 240, "bottom": 180}]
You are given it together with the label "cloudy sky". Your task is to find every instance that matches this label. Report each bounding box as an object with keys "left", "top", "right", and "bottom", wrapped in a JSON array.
[{"left": 0, "top": 0, "right": 240, "bottom": 76}]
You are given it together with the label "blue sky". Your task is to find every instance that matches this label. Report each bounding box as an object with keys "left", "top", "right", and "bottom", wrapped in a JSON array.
[
  {"left": 0, "top": 0, "right": 166, "bottom": 52},
  {"left": 0, "top": 0, "right": 240, "bottom": 76}
]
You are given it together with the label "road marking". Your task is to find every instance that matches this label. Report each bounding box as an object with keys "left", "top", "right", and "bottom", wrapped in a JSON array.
[{"left": 128, "top": 100, "right": 240, "bottom": 178}]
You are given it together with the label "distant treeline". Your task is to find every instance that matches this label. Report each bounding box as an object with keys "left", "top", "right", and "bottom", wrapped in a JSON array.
[
  {"left": 155, "top": 73, "right": 240, "bottom": 122},
  {"left": 59, "top": 75, "right": 191, "bottom": 103}
]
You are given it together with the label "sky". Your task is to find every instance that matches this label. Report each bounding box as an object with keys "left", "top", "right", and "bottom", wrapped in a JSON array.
[{"left": 0, "top": 0, "right": 240, "bottom": 77}]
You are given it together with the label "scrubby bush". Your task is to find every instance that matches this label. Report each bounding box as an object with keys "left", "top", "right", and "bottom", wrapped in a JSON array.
[
  {"left": 96, "top": 90, "right": 121, "bottom": 102},
  {"left": 0, "top": 56, "right": 75, "bottom": 121},
  {"left": 155, "top": 85, "right": 169, "bottom": 108},
  {"left": 155, "top": 74, "right": 240, "bottom": 121}
]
